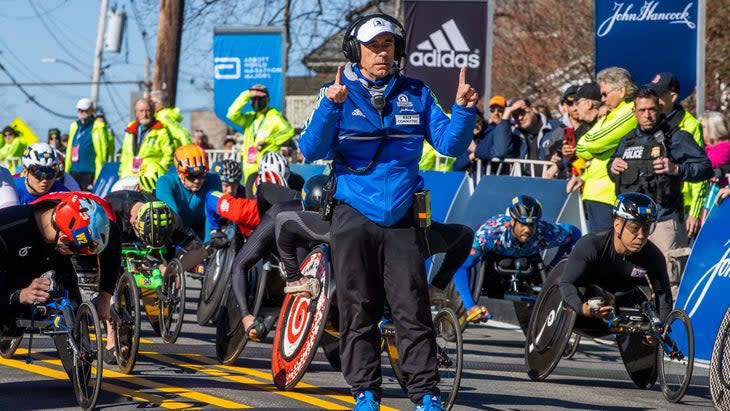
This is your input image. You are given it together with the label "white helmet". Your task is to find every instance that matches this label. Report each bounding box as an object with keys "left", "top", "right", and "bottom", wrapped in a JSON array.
[
  {"left": 22, "top": 142, "right": 60, "bottom": 169},
  {"left": 259, "top": 152, "right": 290, "bottom": 179}
]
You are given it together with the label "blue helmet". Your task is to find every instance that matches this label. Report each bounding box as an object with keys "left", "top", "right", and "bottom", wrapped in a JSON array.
[
  {"left": 613, "top": 192, "right": 657, "bottom": 224},
  {"left": 508, "top": 195, "right": 542, "bottom": 224},
  {"left": 302, "top": 174, "right": 328, "bottom": 211}
]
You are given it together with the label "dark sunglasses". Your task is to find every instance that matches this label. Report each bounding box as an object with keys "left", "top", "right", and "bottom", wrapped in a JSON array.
[
  {"left": 28, "top": 165, "right": 59, "bottom": 180},
  {"left": 489, "top": 107, "right": 505, "bottom": 113},
  {"left": 511, "top": 108, "right": 527, "bottom": 118},
  {"left": 184, "top": 172, "right": 207, "bottom": 181},
  {"left": 563, "top": 100, "right": 574, "bottom": 106}
]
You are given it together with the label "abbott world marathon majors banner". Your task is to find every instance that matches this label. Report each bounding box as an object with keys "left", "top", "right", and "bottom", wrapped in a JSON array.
[
  {"left": 594, "top": 1, "right": 698, "bottom": 100},
  {"left": 404, "top": 0, "right": 487, "bottom": 108},
  {"left": 675, "top": 200, "right": 730, "bottom": 362},
  {"left": 213, "top": 27, "right": 285, "bottom": 131}
]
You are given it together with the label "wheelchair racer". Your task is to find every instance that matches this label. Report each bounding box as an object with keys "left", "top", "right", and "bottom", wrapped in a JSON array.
[
  {"left": 15, "top": 143, "right": 69, "bottom": 204},
  {"left": 452, "top": 195, "right": 581, "bottom": 323},
  {"left": 559, "top": 192, "right": 672, "bottom": 329}
]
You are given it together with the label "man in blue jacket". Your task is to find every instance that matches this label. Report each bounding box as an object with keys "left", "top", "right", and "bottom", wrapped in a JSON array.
[{"left": 298, "top": 13, "right": 477, "bottom": 411}]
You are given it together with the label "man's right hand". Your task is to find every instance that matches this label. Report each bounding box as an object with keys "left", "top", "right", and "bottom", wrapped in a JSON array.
[
  {"left": 717, "top": 187, "right": 730, "bottom": 205},
  {"left": 610, "top": 157, "right": 628, "bottom": 175},
  {"left": 325, "top": 66, "right": 348, "bottom": 104},
  {"left": 209, "top": 231, "right": 229, "bottom": 249},
  {"left": 581, "top": 302, "right": 615, "bottom": 319},
  {"left": 19, "top": 278, "right": 52, "bottom": 305}
]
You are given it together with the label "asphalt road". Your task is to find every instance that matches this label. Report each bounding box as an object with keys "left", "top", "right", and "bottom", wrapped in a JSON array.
[{"left": 0, "top": 279, "right": 714, "bottom": 410}]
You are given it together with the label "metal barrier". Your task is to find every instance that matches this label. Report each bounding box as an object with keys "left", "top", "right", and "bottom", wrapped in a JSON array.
[{"left": 469, "top": 158, "right": 554, "bottom": 193}]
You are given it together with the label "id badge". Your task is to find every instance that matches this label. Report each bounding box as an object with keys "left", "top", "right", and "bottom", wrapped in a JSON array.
[
  {"left": 71, "top": 146, "right": 80, "bottom": 162},
  {"left": 246, "top": 146, "right": 257, "bottom": 164},
  {"left": 132, "top": 156, "right": 143, "bottom": 173}
]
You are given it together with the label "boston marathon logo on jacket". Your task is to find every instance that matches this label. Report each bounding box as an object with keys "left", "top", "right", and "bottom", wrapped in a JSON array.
[
  {"left": 597, "top": 1, "right": 695, "bottom": 37},
  {"left": 409, "top": 19, "right": 480, "bottom": 68},
  {"left": 617, "top": 127, "right": 681, "bottom": 205}
]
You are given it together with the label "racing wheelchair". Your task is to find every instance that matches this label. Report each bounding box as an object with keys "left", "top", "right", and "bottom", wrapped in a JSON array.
[
  {"left": 196, "top": 224, "right": 237, "bottom": 326},
  {"left": 0, "top": 271, "right": 103, "bottom": 411},
  {"left": 710, "top": 305, "right": 730, "bottom": 409},
  {"left": 270, "top": 244, "right": 464, "bottom": 410},
  {"left": 524, "top": 259, "right": 694, "bottom": 403}
]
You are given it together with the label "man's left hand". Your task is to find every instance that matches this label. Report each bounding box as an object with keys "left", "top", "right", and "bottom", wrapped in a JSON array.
[
  {"left": 653, "top": 157, "right": 679, "bottom": 175},
  {"left": 685, "top": 215, "right": 701, "bottom": 238},
  {"left": 95, "top": 291, "right": 112, "bottom": 321},
  {"left": 455, "top": 67, "right": 477, "bottom": 108}
]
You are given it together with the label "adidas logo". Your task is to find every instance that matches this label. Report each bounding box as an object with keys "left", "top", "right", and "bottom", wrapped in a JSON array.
[
  {"left": 409, "top": 19, "right": 480, "bottom": 69},
  {"left": 351, "top": 108, "right": 366, "bottom": 117}
]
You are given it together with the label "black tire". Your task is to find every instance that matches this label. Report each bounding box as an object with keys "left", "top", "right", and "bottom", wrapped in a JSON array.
[
  {"left": 159, "top": 259, "right": 186, "bottom": 344},
  {"left": 562, "top": 333, "right": 581, "bottom": 360},
  {"left": 433, "top": 307, "right": 464, "bottom": 411},
  {"left": 215, "top": 282, "right": 248, "bottom": 365},
  {"left": 197, "top": 246, "right": 234, "bottom": 325},
  {"left": 114, "top": 271, "right": 141, "bottom": 374},
  {"left": 658, "top": 309, "right": 694, "bottom": 403},
  {"left": 72, "top": 302, "right": 103, "bottom": 411},
  {"left": 711, "top": 306, "right": 730, "bottom": 410},
  {"left": 0, "top": 334, "right": 23, "bottom": 359}
]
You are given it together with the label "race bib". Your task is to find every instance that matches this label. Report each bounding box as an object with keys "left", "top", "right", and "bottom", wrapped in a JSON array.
[
  {"left": 246, "top": 146, "right": 257, "bottom": 164},
  {"left": 132, "top": 156, "right": 143, "bottom": 173},
  {"left": 71, "top": 145, "right": 80, "bottom": 162}
]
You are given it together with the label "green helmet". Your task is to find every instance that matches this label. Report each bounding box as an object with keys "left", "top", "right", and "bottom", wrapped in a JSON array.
[
  {"left": 135, "top": 201, "right": 174, "bottom": 248},
  {"left": 138, "top": 162, "right": 166, "bottom": 194}
]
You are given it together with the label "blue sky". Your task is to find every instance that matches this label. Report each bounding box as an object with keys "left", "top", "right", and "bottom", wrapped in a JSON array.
[{"left": 0, "top": 0, "right": 319, "bottom": 144}]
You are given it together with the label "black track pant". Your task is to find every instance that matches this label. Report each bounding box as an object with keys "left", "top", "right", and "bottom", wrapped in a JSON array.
[{"left": 330, "top": 203, "right": 436, "bottom": 403}]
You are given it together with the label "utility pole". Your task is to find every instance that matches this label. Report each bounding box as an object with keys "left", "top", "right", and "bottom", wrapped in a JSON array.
[
  {"left": 153, "top": 0, "right": 184, "bottom": 106},
  {"left": 91, "top": 0, "right": 110, "bottom": 108}
]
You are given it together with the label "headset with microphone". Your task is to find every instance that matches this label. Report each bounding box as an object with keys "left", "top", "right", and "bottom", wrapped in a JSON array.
[{"left": 341, "top": 13, "right": 407, "bottom": 70}]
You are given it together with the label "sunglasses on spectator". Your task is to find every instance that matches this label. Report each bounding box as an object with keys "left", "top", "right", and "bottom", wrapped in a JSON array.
[
  {"left": 563, "top": 100, "right": 574, "bottom": 106},
  {"left": 184, "top": 172, "right": 207, "bottom": 181},
  {"left": 28, "top": 165, "right": 59, "bottom": 180},
  {"left": 489, "top": 107, "right": 505, "bottom": 113},
  {"left": 511, "top": 108, "right": 528, "bottom": 118}
]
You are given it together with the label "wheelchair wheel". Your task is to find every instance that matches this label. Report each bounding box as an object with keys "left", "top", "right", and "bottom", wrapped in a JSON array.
[
  {"left": 0, "top": 334, "right": 23, "bottom": 359},
  {"left": 433, "top": 307, "right": 464, "bottom": 410},
  {"left": 658, "top": 309, "right": 694, "bottom": 403},
  {"left": 711, "top": 306, "right": 730, "bottom": 409},
  {"left": 159, "top": 259, "right": 186, "bottom": 344},
  {"left": 215, "top": 282, "right": 248, "bottom": 365},
  {"left": 320, "top": 331, "right": 341, "bottom": 371},
  {"left": 562, "top": 333, "right": 581, "bottom": 360},
  {"left": 114, "top": 271, "right": 141, "bottom": 374},
  {"left": 383, "top": 322, "right": 407, "bottom": 393},
  {"left": 197, "top": 246, "right": 235, "bottom": 325},
  {"left": 72, "top": 302, "right": 103, "bottom": 411}
]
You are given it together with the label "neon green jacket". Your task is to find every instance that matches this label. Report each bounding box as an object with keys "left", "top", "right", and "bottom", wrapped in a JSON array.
[
  {"left": 65, "top": 117, "right": 111, "bottom": 178},
  {"left": 677, "top": 110, "right": 707, "bottom": 219},
  {"left": 119, "top": 120, "right": 174, "bottom": 178},
  {"left": 576, "top": 100, "right": 637, "bottom": 205},
  {"left": 419, "top": 142, "right": 454, "bottom": 171},
  {"left": 157, "top": 107, "right": 192, "bottom": 149},
  {"left": 0, "top": 137, "right": 27, "bottom": 160},
  {"left": 227, "top": 90, "right": 295, "bottom": 180}
]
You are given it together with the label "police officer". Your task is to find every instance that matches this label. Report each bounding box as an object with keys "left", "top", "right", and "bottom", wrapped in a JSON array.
[
  {"left": 298, "top": 13, "right": 476, "bottom": 411},
  {"left": 608, "top": 87, "right": 711, "bottom": 297}
]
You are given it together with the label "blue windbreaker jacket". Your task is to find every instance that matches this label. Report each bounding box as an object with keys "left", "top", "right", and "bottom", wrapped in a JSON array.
[{"left": 299, "top": 63, "right": 475, "bottom": 226}]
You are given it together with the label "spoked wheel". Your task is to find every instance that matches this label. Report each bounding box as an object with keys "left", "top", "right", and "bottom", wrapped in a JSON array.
[
  {"left": 72, "top": 302, "right": 103, "bottom": 411},
  {"left": 562, "top": 333, "right": 581, "bottom": 360},
  {"left": 114, "top": 272, "right": 141, "bottom": 374},
  {"left": 433, "top": 307, "right": 464, "bottom": 410},
  {"left": 159, "top": 259, "right": 186, "bottom": 344},
  {"left": 215, "top": 282, "right": 248, "bottom": 365},
  {"left": 197, "top": 246, "right": 234, "bottom": 325},
  {"left": 711, "top": 306, "right": 730, "bottom": 409},
  {"left": 0, "top": 334, "right": 23, "bottom": 359},
  {"left": 658, "top": 309, "right": 694, "bottom": 403}
]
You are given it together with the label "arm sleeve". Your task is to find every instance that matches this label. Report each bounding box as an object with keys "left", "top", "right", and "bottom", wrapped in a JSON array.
[
  {"left": 673, "top": 132, "right": 714, "bottom": 182},
  {"left": 205, "top": 191, "right": 224, "bottom": 231},
  {"left": 298, "top": 87, "right": 342, "bottom": 161},
  {"left": 154, "top": 176, "right": 180, "bottom": 217},
  {"left": 226, "top": 90, "right": 256, "bottom": 128},
  {"left": 98, "top": 222, "right": 122, "bottom": 294},
  {"left": 559, "top": 236, "right": 596, "bottom": 314},
  {"left": 92, "top": 125, "right": 109, "bottom": 179},
  {"left": 473, "top": 131, "right": 494, "bottom": 160},
  {"left": 423, "top": 94, "right": 474, "bottom": 156},
  {"left": 263, "top": 110, "right": 295, "bottom": 146},
  {"left": 119, "top": 134, "right": 131, "bottom": 178},
  {"left": 546, "top": 223, "right": 582, "bottom": 267},
  {"left": 209, "top": 191, "right": 260, "bottom": 229},
  {"left": 65, "top": 123, "right": 74, "bottom": 173},
  {"left": 491, "top": 121, "right": 516, "bottom": 159},
  {"left": 576, "top": 108, "right": 636, "bottom": 160},
  {"left": 687, "top": 180, "right": 708, "bottom": 219},
  {"left": 157, "top": 129, "right": 175, "bottom": 171},
  {"left": 452, "top": 253, "right": 480, "bottom": 310}
]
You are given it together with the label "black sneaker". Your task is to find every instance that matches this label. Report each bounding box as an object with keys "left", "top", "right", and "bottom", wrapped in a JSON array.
[{"left": 103, "top": 347, "right": 117, "bottom": 365}]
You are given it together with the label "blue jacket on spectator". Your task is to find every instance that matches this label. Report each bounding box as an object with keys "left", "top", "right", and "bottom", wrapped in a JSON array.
[{"left": 492, "top": 113, "right": 563, "bottom": 160}]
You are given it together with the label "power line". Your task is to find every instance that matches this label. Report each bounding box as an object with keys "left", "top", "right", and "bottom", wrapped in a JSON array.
[
  {"left": 28, "top": 0, "right": 87, "bottom": 68},
  {"left": 0, "top": 80, "right": 144, "bottom": 87},
  {"left": 128, "top": 0, "right": 153, "bottom": 59},
  {"left": 0, "top": 61, "right": 76, "bottom": 120}
]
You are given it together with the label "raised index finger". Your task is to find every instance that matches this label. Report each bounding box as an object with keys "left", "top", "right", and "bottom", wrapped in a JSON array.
[
  {"left": 459, "top": 66, "right": 467, "bottom": 85},
  {"left": 335, "top": 65, "right": 342, "bottom": 85}
]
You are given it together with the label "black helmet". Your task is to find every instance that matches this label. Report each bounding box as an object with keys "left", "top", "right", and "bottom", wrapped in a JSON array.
[
  {"left": 135, "top": 201, "right": 175, "bottom": 248},
  {"left": 302, "top": 174, "right": 328, "bottom": 211},
  {"left": 612, "top": 192, "right": 657, "bottom": 224},
  {"left": 217, "top": 159, "right": 242, "bottom": 184},
  {"left": 508, "top": 195, "right": 542, "bottom": 224}
]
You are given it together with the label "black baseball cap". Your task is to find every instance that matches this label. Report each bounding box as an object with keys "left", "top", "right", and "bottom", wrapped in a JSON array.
[
  {"left": 645, "top": 72, "right": 680, "bottom": 94},
  {"left": 575, "top": 82, "right": 601, "bottom": 102},
  {"left": 560, "top": 85, "right": 579, "bottom": 104}
]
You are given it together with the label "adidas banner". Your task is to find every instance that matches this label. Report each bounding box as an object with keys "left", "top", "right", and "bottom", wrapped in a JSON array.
[
  {"left": 594, "top": 0, "right": 698, "bottom": 101},
  {"left": 404, "top": 0, "right": 488, "bottom": 109}
]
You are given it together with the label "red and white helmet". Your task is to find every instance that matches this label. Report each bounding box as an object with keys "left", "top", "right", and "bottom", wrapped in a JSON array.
[{"left": 254, "top": 170, "right": 288, "bottom": 188}]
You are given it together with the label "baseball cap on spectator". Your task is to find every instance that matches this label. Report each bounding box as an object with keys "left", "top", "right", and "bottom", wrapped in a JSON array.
[
  {"left": 560, "top": 85, "right": 579, "bottom": 105},
  {"left": 76, "top": 98, "right": 93, "bottom": 111},
  {"left": 356, "top": 16, "right": 401, "bottom": 43},
  {"left": 488, "top": 95, "right": 506, "bottom": 108},
  {"left": 575, "top": 82, "right": 601, "bottom": 102},
  {"left": 249, "top": 84, "right": 268, "bottom": 94},
  {"left": 645, "top": 72, "right": 680, "bottom": 94}
]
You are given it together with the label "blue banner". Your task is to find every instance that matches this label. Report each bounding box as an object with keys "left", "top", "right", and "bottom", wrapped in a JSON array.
[
  {"left": 594, "top": 1, "right": 698, "bottom": 101},
  {"left": 213, "top": 28, "right": 284, "bottom": 131},
  {"left": 675, "top": 200, "right": 730, "bottom": 361}
]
